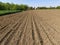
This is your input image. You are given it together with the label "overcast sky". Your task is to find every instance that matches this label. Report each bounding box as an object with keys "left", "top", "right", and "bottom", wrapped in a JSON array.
[{"left": 0, "top": 0, "right": 60, "bottom": 7}]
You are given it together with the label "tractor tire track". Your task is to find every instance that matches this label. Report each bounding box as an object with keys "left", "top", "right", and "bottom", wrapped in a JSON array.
[
  {"left": 34, "top": 15, "right": 55, "bottom": 45},
  {"left": 32, "top": 16, "right": 43, "bottom": 45},
  {"left": 17, "top": 15, "right": 28, "bottom": 45}
]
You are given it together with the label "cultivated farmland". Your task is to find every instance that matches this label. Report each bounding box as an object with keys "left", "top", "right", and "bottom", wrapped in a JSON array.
[{"left": 0, "top": 10, "right": 60, "bottom": 45}]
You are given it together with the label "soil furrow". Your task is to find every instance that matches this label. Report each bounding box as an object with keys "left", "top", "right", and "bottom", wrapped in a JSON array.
[
  {"left": 0, "top": 15, "right": 25, "bottom": 43},
  {"left": 32, "top": 16, "right": 43, "bottom": 45},
  {"left": 0, "top": 15, "right": 26, "bottom": 45},
  {"left": 0, "top": 10, "right": 60, "bottom": 45},
  {"left": 0, "top": 14, "right": 24, "bottom": 33},
  {"left": 16, "top": 15, "right": 28, "bottom": 45},
  {"left": 0, "top": 14, "right": 25, "bottom": 34},
  {"left": 4, "top": 15, "right": 27, "bottom": 45},
  {"left": 34, "top": 15, "right": 55, "bottom": 45}
]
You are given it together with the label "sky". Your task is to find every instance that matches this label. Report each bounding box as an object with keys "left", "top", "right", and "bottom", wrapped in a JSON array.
[{"left": 0, "top": 0, "right": 60, "bottom": 7}]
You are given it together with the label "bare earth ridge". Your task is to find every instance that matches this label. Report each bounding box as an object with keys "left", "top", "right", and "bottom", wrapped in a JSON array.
[{"left": 0, "top": 10, "right": 60, "bottom": 45}]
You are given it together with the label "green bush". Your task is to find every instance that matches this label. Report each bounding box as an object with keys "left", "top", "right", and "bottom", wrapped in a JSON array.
[{"left": 56, "top": 6, "right": 60, "bottom": 9}]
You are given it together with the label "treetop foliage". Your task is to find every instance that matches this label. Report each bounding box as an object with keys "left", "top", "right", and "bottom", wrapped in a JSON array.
[{"left": 0, "top": 2, "right": 34, "bottom": 10}]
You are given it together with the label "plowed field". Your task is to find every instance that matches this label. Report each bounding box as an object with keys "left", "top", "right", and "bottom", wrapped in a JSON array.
[{"left": 0, "top": 10, "right": 60, "bottom": 45}]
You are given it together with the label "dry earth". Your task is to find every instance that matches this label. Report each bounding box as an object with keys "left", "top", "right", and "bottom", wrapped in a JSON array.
[{"left": 0, "top": 10, "right": 60, "bottom": 45}]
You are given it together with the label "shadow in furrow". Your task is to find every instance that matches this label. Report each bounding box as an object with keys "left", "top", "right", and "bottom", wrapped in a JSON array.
[
  {"left": 4, "top": 23, "right": 21, "bottom": 45},
  {"left": 31, "top": 16, "right": 35, "bottom": 45},
  {"left": 32, "top": 29, "right": 35, "bottom": 40},
  {"left": 31, "top": 17, "right": 35, "bottom": 40},
  {"left": 0, "top": 24, "right": 9, "bottom": 30},
  {"left": 32, "top": 29, "right": 35, "bottom": 45},
  {"left": 0, "top": 23, "right": 11, "bottom": 34},
  {"left": 0, "top": 29, "right": 12, "bottom": 43},
  {"left": 0, "top": 22, "right": 18, "bottom": 44}
]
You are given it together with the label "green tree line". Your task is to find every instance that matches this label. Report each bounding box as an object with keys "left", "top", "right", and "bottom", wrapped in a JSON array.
[
  {"left": 0, "top": 2, "right": 35, "bottom": 10},
  {"left": 1, "top": 2, "right": 60, "bottom": 10},
  {"left": 36, "top": 6, "right": 60, "bottom": 9}
]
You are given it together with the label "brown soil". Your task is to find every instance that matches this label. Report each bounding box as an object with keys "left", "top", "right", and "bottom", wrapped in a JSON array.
[{"left": 0, "top": 10, "right": 60, "bottom": 45}]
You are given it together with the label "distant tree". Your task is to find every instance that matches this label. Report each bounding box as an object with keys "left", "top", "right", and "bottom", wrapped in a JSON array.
[
  {"left": 28, "top": 7, "right": 35, "bottom": 10},
  {"left": 9, "top": 3, "right": 17, "bottom": 10},
  {"left": 56, "top": 6, "right": 60, "bottom": 9},
  {"left": 4, "top": 3, "right": 11, "bottom": 10},
  {"left": 19, "top": 4, "right": 28, "bottom": 10},
  {"left": 0, "top": 2, "right": 35, "bottom": 10},
  {"left": 49, "top": 6, "right": 56, "bottom": 9},
  {"left": 36, "top": 7, "right": 47, "bottom": 9},
  {"left": 0, "top": 2, "right": 5, "bottom": 10}
]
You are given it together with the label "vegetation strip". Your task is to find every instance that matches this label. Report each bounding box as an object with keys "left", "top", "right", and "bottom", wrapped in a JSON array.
[{"left": 0, "top": 10, "right": 22, "bottom": 16}]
